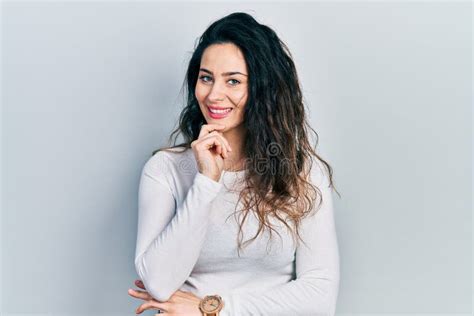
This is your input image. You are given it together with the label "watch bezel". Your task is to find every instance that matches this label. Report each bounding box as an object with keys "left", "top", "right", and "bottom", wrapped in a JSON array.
[{"left": 199, "top": 294, "right": 224, "bottom": 313}]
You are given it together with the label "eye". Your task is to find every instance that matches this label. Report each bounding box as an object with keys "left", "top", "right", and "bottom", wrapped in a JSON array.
[
  {"left": 228, "top": 79, "right": 240, "bottom": 86},
  {"left": 199, "top": 75, "right": 212, "bottom": 83},
  {"left": 198, "top": 75, "right": 240, "bottom": 86}
]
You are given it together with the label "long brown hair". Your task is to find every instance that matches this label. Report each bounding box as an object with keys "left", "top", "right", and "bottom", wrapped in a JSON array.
[{"left": 152, "top": 12, "right": 340, "bottom": 255}]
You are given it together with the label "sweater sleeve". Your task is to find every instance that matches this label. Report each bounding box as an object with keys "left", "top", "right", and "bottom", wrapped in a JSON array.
[
  {"left": 134, "top": 153, "right": 223, "bottom": 302},
  {"left": 219, "top": 164, "right": 340, "bottom": 316}
]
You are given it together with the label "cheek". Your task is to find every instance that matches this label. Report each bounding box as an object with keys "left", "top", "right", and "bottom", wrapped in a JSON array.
[
  {"left": 230, "top": 94, "right": 247, "bottom": 121},
  {"left": 194, "top": 83, "right": 207, "bottom": 103},
  {"left": 228, "top": 90, "right": 248, "bottom": 109}
]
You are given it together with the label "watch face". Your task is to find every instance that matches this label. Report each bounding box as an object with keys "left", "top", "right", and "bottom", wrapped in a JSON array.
[{"left": 201, "top": 296, "right": 221, "bottom": 312}]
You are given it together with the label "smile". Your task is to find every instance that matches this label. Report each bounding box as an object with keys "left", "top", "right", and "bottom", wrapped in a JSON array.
[{"left": 207, "top": 106, "right": 233, "bottom": 119}]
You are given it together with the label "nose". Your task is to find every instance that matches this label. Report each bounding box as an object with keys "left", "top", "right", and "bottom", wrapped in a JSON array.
[{"left": 207, "top": 80, "right": 226, "bottom": 103}]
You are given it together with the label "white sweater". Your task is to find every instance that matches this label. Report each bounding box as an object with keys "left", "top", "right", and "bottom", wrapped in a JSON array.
[{"left": 134, "top": 147, "right": 340, "bottom": 315}]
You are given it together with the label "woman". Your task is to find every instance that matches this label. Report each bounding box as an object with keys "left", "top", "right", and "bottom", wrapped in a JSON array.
[{"left": 128, "top": 12, "right": 340, "bottom": 315}]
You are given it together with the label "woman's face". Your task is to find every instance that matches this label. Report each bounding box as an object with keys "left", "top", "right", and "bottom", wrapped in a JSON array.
[{"left": 195, "top": 43, "right": 248, "bottom": 130}]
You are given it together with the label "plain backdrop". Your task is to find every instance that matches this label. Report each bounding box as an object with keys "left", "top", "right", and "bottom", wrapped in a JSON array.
[{"left": 1, "top": 1, "right": 472, "bottom": 315}]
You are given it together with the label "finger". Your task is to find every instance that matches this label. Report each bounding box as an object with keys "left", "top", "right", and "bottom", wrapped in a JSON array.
[
  {"left": 136, "top": 300, "right": 170, "bottom": 314},
  {"left": 198, "top": 134, "right": 223, "bottom": 153},
  {"left": 128, "top": 288, "right": 152, "bottom": 300},
  {"left": 206, "top": 131, "right": 232, "bottom": 151},
  {"left": 199, "top": 134, "right": 227, "bottom": 158},
  {"left": 195, "top": 127, "right": 232, "bottom": 158},
  {"left": 198, "top": 123, "right": 226, "bottom": 139},
  {"left": 207, "top": 132, "right": 231, "bottom": 157},
  {"left": 214, "top": 140, "right": 223, "bottom": 156},
  {"left": 216, "top": 131, "right": 232, "bottom": 152},
  {"left": 201, "top": 131, "right": 230, "bottom": 154}
]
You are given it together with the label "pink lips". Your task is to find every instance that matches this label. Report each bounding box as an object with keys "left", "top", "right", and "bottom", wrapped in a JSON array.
[{"left": 207, "top": 106, "right": 233, "bottom": 119}]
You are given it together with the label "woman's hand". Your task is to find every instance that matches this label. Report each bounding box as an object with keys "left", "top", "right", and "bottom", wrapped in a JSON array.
[
  {"left": 128, "top": 279, "right": 202, "bottom": 315},
  {"left": 191, "top": 123, "right": 233, "bottom": 182}
]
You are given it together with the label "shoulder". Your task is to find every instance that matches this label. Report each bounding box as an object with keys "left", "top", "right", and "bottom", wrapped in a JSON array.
[{"left": 142, "top": 146, "right": 196, "bottom": 180}]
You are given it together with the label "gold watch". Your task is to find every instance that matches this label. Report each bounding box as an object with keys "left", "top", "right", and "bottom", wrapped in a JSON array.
[{"left": 199, "top": 294, "right": 224, "bottom": 316}]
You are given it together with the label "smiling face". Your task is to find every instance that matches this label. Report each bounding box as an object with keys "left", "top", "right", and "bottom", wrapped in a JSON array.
[{"left": 195, "top": 43, "right": 249, "bottom": 130}]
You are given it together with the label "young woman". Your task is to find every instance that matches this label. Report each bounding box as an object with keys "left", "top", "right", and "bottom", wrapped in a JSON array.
[{"left": 128, "top": 12, "right": 340, "bottom": 315}]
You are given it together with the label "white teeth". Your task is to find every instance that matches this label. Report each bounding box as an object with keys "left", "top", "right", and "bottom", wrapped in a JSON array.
[{"left": 209, "top": 107, "right": 232, "bottom": 114}]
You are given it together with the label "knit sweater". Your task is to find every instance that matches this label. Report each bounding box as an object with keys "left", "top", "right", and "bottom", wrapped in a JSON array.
[{"left": 134, "top": 147, "right": 340, "bottom": 315}]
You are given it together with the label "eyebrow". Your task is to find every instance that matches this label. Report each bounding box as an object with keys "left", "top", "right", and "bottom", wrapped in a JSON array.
[{"left": 199, "top": 68, "right": 248, "bottom": 77}]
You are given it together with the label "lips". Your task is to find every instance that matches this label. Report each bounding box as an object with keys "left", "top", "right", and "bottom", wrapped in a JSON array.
[
  {"left": 207, "top": 105, "right": 233, "bottom": 111},
  {"left": 207, "top": 105, "right": 233, "bottom": 119}
]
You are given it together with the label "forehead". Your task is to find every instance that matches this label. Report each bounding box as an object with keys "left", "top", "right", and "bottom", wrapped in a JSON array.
[{"left": 200, "top": 43, "right": 247, "bottom": 72}]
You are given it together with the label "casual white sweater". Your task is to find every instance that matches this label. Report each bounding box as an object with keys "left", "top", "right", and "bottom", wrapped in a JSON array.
[{"left": 134, "top": 147, "right": 340, "bottom": 315}]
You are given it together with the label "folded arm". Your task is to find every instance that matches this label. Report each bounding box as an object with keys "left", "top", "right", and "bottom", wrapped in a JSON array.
[{"left": 134, "top": 153, "right": 223, "bottom": 302}]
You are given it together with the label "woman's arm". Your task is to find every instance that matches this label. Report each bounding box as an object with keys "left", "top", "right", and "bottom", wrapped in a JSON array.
[
  {"left": 134, "top": 153, "right": 223, "bottom": 302},
  {"left": 220, "top": 165, "right": 340, "bottom": 316}
]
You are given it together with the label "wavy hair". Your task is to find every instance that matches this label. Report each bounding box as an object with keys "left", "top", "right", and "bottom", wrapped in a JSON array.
[{"left": 152, "top": 12, "right": 340, "bottom": 255}]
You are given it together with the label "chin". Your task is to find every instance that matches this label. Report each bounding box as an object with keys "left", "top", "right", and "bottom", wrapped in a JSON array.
[{"left": 207, "top": 119, "right": 230, "bottom": 128}]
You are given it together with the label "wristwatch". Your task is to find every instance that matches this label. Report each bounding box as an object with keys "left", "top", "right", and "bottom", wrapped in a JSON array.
[{"left": 199, "top": 294, "right": 225, "bottom": 316}]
